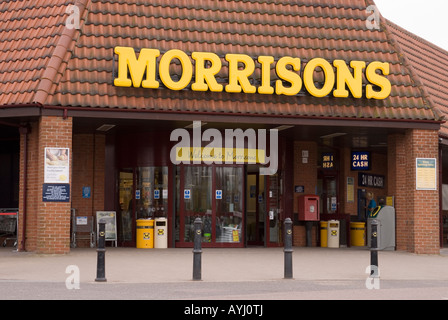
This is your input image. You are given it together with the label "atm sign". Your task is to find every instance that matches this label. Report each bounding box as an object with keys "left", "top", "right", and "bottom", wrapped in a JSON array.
[{"left": 351, "top": 151, "right": 370, "bottom": 170}]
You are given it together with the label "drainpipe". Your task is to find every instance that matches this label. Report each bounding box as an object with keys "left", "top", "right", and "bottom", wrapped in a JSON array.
[{"left": 19, "top": 125, "right": 29, "bottom": 251}]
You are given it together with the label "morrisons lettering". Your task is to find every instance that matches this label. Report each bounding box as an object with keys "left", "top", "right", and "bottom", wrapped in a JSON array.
[{"left": 113, "top": 46, "right": 392, "bottom": 100}]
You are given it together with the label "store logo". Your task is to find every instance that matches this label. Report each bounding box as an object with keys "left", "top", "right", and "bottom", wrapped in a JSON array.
[
  {"left": 170, "top": 121, "right": 278, "bottom": 175},
  {"left": 113, "top": 47, "right": 392, "bottom": 100}
]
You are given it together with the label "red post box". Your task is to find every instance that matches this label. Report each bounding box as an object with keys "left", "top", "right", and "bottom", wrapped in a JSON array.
[{"left": 298, "top": 195, "right": 320, "bottom": 221}]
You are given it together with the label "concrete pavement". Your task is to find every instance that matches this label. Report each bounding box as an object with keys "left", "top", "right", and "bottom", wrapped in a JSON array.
[{"left": 0, "top": 246, "right": 447, "bottom": 284}]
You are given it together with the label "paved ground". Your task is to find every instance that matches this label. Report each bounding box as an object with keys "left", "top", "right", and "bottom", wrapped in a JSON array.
[{"left": 0, "top": 246, "right": 447, "bottom": 301}]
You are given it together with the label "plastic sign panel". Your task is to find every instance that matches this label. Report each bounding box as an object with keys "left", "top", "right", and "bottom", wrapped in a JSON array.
[
  {"left": 351, "top": 151, "right": 370, "bottom": 171},
  {"left": 113, "top": 47, "right": 391, "bottom": 100},
  {"left": 44, "top": 147, "right": 70, "bottom": 183},
  {"left": 416, "top": 158, "right": 437, "bottom": 190}
]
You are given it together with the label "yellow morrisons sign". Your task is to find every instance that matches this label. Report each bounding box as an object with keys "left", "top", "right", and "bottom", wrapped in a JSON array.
[{"left": 113, "top": 46, "right": 391, "bottom": 100}]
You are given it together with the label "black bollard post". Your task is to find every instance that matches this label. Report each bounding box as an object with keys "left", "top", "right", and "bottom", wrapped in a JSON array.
[
  {"left": 95, "top": 222, "right": 107, "bottom": 282},
  {"left": 192, "top": 217, "right": 202, "bottom": 281},
  {"left": 370, "top": 219, "right": 379, "bottom": 277},
  {"left": 284, "top": 218, "right": 293, "bottom": 279}
]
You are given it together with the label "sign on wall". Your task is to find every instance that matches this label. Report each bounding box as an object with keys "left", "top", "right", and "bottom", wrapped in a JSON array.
[
  {"left": 322, "top": 153, "right": 334, "bottom": 169},
  {"left": 42, "top": 183, "right": 70, "bottom": 202},
  {"left": 44, "top": 147, "right": 70, "bottom": 183},
  {"left": 351, "top": 151, "right": 370, "bottom": 171},
  {"left": 416, "top": 158, "right": 437, "bottom": 190},
  {"left": 358, "top": 172, "right": 385, "bottom": 189}
]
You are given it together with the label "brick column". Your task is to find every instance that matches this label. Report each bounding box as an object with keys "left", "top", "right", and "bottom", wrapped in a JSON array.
[
  {"left": 19, "top": 116, "right": 73, "bottom": 254},
  {"left": 388, "top": 129, "right": 439, "bottom": 254},
  {"left": 292, "top": 141, "right": 318, "bottom": 246}
]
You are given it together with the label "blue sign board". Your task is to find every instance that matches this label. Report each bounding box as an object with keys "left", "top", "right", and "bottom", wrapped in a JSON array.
[
  {"left": 42, "top": 184, "right": 70, "bottom": 202},
  {"left": 82, "top": 186, "right": 91, "bottom": 198},
  {"left": 351, "top": 151, "right": 370, "bottom": 171}
]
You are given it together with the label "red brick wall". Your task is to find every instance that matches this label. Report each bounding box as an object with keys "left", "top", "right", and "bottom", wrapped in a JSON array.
[
  {"left": 388, "top": 129, "right": 440, "bottom": 254},
  {"left": 18, "top": 116, "right": 73, "bottom": 254},
  {"left": 19, "top": 120, "right": 106, "bottom": 252},
  {"left": 292, "top": 141, "right": 318, "bottom": 246},
  {"left": 71, "top": 133, "right": 106, "bottom": 247}
]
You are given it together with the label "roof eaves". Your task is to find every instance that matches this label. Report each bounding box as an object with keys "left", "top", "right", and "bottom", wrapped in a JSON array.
[{"left": 384, "top": 18, "right": 445, "bottom": 122}]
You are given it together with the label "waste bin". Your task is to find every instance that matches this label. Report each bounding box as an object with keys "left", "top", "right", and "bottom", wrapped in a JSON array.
[
  {"left": 136, "top": 219, "right": 154, "bottom": 249},
  {"left": 327, "top": 220, "right": 340, "bottom": 248},
  {"left": 320, "top": 221, "right": 328, "bottom": 247},
  {"left": 154, "top": 217, "right": 168, "bottom": 248},
  {"left": 350, "top": 222, "right": 365, "bottom": 246}
]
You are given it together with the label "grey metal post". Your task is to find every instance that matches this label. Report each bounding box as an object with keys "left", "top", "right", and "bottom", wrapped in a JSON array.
[
  {"left": 193, "top": 217, "right": 202, "bottom": 281},
  {"left": 95, "top": 222, "right": 107, "bottom": 282},
  {"left": 370, "top": 219, "right": 379, "bottom": 277},
  {"left": 284, "top": 218, "right": 293, "bottom": 279}
]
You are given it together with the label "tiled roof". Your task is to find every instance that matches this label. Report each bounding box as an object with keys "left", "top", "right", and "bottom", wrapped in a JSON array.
[
  {"left": 0, "top": 0, "right": 442, "bottom": 123},
  {"left": 386, "top": 19, "right": 448, "bottom": 136}
]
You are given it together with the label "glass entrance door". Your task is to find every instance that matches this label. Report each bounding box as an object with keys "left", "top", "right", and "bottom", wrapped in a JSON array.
[
  {"left": 215, "top": 167, "right": 244, "bottom": 244},
  {"left": 176, "top": 165, "right": 244, "bottom": 247},
  {"left": 267, "top": 173, "right": 282, "bottom": 246},
  {"left": 118, "top": 166, "right": 168, "bottom": 246},
  {"left": 246, "top": 173, "right": 265, "bottom": 245},
  {"left": 182, "top": 166, "right": 212, "bottom": 243}
]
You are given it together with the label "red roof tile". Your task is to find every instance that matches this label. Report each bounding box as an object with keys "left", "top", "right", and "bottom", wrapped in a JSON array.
[
  {"left": 386, "top": 19, "right": 448, "bottom": 135},
  {"left": 0, "top": 0, "right": 443, "bottom": 124}
]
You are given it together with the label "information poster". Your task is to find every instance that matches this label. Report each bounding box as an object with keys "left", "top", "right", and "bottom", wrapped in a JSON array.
[
  {"left": 416, "top": 158, "right": 437, "bottom": 190},
  {"left": 42, "top": 183, "right": 70, "bottom": 202},
  {"left": 96, "top": 211, "right": 117, "bottom": 242},
  {"left": 346, "top": 177, "right": 354, "bottom": 203},
  {"left": 44, "top": 147, "right": 70, "bottom": 183}
]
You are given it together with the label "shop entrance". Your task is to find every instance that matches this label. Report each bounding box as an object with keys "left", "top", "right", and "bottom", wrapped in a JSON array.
[
  {"left": 246, "top": 168, "right": 282, "bottom": 246},
  {"left": 176, "top": 165, "right": 244, "bottom": 247},
  {"left": 175, "top": 164, "right": 283, "bottom": 247},
  {"left": 246, "top": 173, "right": 265, "bottom": 245},
  {"left": 118, "top": 166, "right": 169, "bottom": 246}
]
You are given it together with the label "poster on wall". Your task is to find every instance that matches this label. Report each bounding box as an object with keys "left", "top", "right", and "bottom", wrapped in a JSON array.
[
  {"left": 44, "top": 147, "right": 70, "bottom": 183},
  {"left": 416, "top": 158, "right": 437, "bottom": 190}
]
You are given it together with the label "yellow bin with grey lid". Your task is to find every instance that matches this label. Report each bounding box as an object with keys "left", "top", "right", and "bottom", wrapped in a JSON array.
[
  {"left": 350, "top": 222, "right": 366, "bottom": 246},
  {"left": 136, "top": 219, "right": 154, "bottom": 248}
]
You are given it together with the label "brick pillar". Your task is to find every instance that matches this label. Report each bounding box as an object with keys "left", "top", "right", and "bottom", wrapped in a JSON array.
[
  {"left": 18, "top": 116, "right": 73, "bottom": 254},
  {"left": 292, "top": 141, "right": 318, "bottom": 246},
  {"left": 388, "top": 129, "right": 439, "bottom": 254}
]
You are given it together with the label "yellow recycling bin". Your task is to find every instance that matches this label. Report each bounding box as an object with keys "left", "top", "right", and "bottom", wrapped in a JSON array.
[
  {"left": 136, "top": 219, "right": 154, "bottom": 249},
  {"left": 320, "top": 221, "right": 328, "bottom": 247},
  {"left": 350, "top": 222, "right": 366, "bottom": 246}
]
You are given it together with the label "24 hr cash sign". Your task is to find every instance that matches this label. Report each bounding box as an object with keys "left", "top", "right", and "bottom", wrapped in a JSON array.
[{"left": 113, "top": 47, "right": 392, "bottom": 100}]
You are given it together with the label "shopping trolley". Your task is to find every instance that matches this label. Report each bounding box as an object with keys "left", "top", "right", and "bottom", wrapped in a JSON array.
[{"left": 0, "top": 208, "right": 18, "bottom": 247}]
